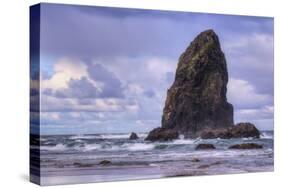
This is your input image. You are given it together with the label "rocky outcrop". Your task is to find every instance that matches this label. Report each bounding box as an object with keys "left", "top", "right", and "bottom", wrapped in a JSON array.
[
  {"left": 195, "top": 144, "right": 216, "bottom": 150},
  {"left": 73, "top": 162, "right": 94, "bottom": 168},
  {"left": 99, "top": 160, "right": 112, "bottom": 165},
  {"left": 191, "top": 158, "right": 200, "bottom": 162},
  {"left": 200, "top": 128, "right": 230, "bottom": 139},
  {"left": 161, "top": 29, "right": 233, "bottom": 138},
  {"left": 198, "top": 162, "right": 222, "bottom": 169},
  {"left": 129, "top": 132, "right": 139, "bottom": 140},
  {"left": 145, "top": 127, "right": 179, "bottom": 141},
  {"left": 228, "top": 122, "right": 260, "bottom": 138},
  {"left": 229, "top": 143, "right": 263, "bottom": 149},
  {"left": 200, "top": 122, "right": 260, "bottom": 139}
]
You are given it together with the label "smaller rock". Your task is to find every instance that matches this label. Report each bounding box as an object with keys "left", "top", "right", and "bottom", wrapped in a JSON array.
[
  {"left": 145, "top": 127, "right": 179, "bottom": 141},
  {"left": 200, "top": 122, "right": 260, "bottom": 139},
  {"left": 211, "top": 161, "right": 222, "bottom": 166},
  {"left": 229, "top": 143, "right": 263, "bottom": 149},
  {"left": 73, "top": 162, "right": 94, "bottom": 167},
  {"left": 198, "top": 165, "right": 210, "bottom": 169},
  {"left": 200, "top": 130, "right": 216, "bottom": 139},
  {"left": 200, "top": 128, "right": 230, "bottom": 139},
  {"left": 129, "top": 132, "right": 139, "bottom": 140},
  {"left": 99, "top": 160, "right": 112, "bottom": 166},
  {"left": 191, "top": 158, "right": 200, "bottom": 162},
  {"left": 197, "top": 162, "right": 222, "bottom": 169},
  {"left": 155, "top": 144, "right": 168, "bottom": 149},
  {"left": 195, "top": 144, "right": 216, "bottom": 150},
  {"left": 229, "top": 122, "right": 260, "bottom": 138}
]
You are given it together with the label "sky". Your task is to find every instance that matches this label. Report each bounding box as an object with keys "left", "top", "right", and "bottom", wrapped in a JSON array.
[{"left": 32, "top": 3, "right": 274, "bottom": 135}]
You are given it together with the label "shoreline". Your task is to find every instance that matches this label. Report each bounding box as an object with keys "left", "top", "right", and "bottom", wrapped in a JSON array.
[{"left": 40, "top": 163, "right": 274, "bottom": 186}]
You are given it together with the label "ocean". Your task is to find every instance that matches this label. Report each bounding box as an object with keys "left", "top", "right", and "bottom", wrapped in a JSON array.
[{"left": 31, "top": 131, "right": 273, "bottom": 185}]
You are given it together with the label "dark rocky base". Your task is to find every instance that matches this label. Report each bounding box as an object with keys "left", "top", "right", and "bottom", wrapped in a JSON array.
[
  {"left": 191, "top": 158, "right": 200, "bottom": 162},
  {"left": 195, "top": 144, "right": 216, "bottom": 150},
  {"left": 99, "top": 160, "right": 112, "bottom": 166},
  {"left": 200, "top": 122, "right": 260, "bottom": 139},
  {"left": 145, "top": 127, "right": 179, "bottom": 141},
  {"left": 73, "top": 162, "right": 95, "bottom": 168},
  {"left": 146, "top": 122, "right": 260, "bottom": 142},
  {"left": 229, "top": 143, "right": 263, "bottom": 149},
  {"left": 129, "top": 132, "right": 139, "bottom": 140}
]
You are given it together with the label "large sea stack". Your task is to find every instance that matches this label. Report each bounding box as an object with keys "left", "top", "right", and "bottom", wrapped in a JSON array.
[
  {"left": 146, "top": 29, "right": 234, "bottom": 140},
  {"left": 162, "top": 29, "right": 234, "bottom": 137}
]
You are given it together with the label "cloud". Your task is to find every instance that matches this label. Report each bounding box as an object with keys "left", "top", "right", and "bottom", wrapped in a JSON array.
[
  {"left": 41, "top": 94, "right": 139, "bottom": 113},
  {"left": 42, "top": 57, "right": 88, "bottom": 90},
  {"left": 104, "top": 56, "right": 176, "bottom": 90},
  {"left": 41, "top": 3, "right": 273, "bottom": 61},
  {"left": 143, "top": 89, "right": 156, "bottom": 98},
  {"left": 39, "top": 56, "right": 174, "bottom": 132},
  {"left": 40, "top": 56, "right": 274, "bottom": 132},
  {"left": 227, "top": 78, "right": 272, "bottom": 109},
  {"left": 235, "top": 105, "right": 273, "bottom": 121},
  {"left": 40, "top": 4, "right": 193, "bottom": 59},
  {"left": 87, "top": 63, "right": 124, "bottom": 98},
  {"left": 223, "top": 32, "right": 274, "bottom": 94},
  {"left": 234, "top": 105, "right": 274, "bottom": 130},
  {"left": 42, "top": 58, "right": 125, "bottom": 99},
  {"left": 52, "top": 77, "right": 99, "bottom": 98}
]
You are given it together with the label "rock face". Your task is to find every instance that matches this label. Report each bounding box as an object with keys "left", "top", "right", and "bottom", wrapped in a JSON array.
[
  {"left": 191, "top": 158, "right": 200, "bottom": 162},
  {"left": 145, "top": 127, "right": 179, "bottom": 141},
  {"left": 200, "top": 122, "right": 260, "bottom": 139},
  {"left": 200, "top": 128, "right": 229, "bottom": 139},
  {"left": 162, "top": 29, "right": 233, "bottom": 138},
  {"left": 129, "top": 132, "right": 139, "bottom": 140},
  {"left": 195, "top": 144, "right": 216, "bottom": 150},
  {"left": 73, "top": 162, "right": 94, "bottom": 168},
  {"left": 229, "top": 122, "right": 260, "bottom": 138},
  {"left": 99, "top": 160, "right": 112, "bottom": 166},
  {"left": 229, "top": 143, "right": 263, "bottom": 149}
]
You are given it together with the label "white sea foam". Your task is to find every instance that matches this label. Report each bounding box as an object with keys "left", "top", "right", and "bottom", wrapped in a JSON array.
[
  {"left": 123, "top": 143, "right": 155, "bottom": 151},
  {"left": 260, "top": 132, "right": 273, "bottom": 139},
  {"left": 149, "top": 163, "right": 159, "bottom": 167},
  {"left": 70, "top": 135, "right": 100, "bottom": 140},
  {"left": 179, "top": 134, "right": 185, "bottom": 139},
  {"left": 101, "top": 133, "right": 148, "bottom": 139},
  {"left": 171, "top": 139, "right": 195, "bottom": 145},
  {"left": 130, "top": 143, "right": 155, "bottom": 151},
  {"left": 40, "top": 138, "right": 48, "bottom": 142},
  {"left": 82, "top": 144, "right": 101, "bottom": 151},
  {"left": 242, "top": 137, "right": 254, "bottom": 140},
  {"left": 100, "top": 134, "right": 130, "bottom": 139},
  {"left": 69, "top": 142, "right": 156, "bottom": 152},
  {"left": 41, "top": 144, "right": 67, "bottom": 151},
  {"left": 70, "top": 133, "right": 148, "bottom": 140}
]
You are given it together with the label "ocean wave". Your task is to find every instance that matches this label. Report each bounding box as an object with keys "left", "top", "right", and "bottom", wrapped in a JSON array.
[
  {"left": 40, "top": 134, "right": 272, "bottom": 153},
  {"left": 40, "top": 135, "right": 203, "bottom": 153},
  {"left": 171, "top": 138, "right": 196, "bottom": 145},
  {"left": 41, "top": 142, "right": 156, "bottom": 152},
  {"left": 69, "top": 135, "right": 101, "bottom": 140},
  {"left": 82, "top": 144, "right": 102, "bottom": 151},
  {"left": 101, "top": 134, "right": 132, "bottom": 139},
  {"left": 242, "top": 137, "right": 254, "bottom": 140},
  {"left": 260, "top": 132, "right": 273, "bottom": 139},
  {"left": 122, "top": 143, "right": 155, "bottom": 151},
  {"left": 69, "top": 133, "right": 148, "bottom": 140},
  {"left": 40, "top": 144, "right": 67, "bottom": 151}
]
